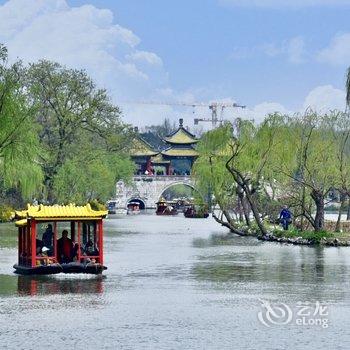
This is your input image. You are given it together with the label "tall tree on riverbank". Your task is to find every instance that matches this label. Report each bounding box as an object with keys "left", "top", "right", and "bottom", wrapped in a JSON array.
[
  {"left": 0, "top": 45, "right": 43, "bottom": 200},
  {"left": 346, "top": 67, "right": 350, "bottom": 109},
  {"left": 277, "top": 112, "right": 338, "bottom": 232},
  {"left": 193, "top": 125, "right": 245, "bottom": 235},
  {"left": 25, "top": 60, "right": 134, "bottom": 203},
  {"left": 193, "top": 115, "right": 287, "bottom": 235},
  {"left": 324, "top": 111, "right": 350, "bottom": 231},
  {"left": 194, "top": 111, "right": 345, "bottom": 235}
]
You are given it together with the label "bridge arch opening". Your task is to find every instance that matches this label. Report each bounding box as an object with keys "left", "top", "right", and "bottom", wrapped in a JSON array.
[
  {"left": 159, "top": 183, "right": 200, "bottom": 202},
  {"left": 126, "top": 198, "right": 146, "bottom": 210}
]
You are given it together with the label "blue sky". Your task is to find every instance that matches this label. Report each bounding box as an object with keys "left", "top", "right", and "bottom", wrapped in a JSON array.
[{"left": 0, "top": 0, "right": 350, "bottom": 126}]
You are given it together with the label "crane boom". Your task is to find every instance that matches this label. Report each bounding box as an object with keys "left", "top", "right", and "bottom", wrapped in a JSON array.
[{"left": 120, "top": 100, "right": 246, "bottom": 128}]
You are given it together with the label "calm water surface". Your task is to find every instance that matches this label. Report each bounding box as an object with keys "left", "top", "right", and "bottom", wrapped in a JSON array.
[{"left": 1, "top": 214, "right": 350, "bottom": 349}]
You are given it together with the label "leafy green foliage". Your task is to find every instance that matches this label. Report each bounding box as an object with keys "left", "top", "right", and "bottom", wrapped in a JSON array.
[
  {"left": 53, "top": 153, "right": 134, "bottom": 204},
  {"left": 0, "top": 44, "right": 43, "bottom": 199},
  {"left": 24, "top": 59, "right": 134, "bottom": 203},
  {"left": 194, "top": 110, "right": 350, "bottom": 234},
  {"left": 0, "top": 204, "right": 14, "bottom": 222},
  {"left": 0, "top": 46, "right": 134, "bottom": 206}
]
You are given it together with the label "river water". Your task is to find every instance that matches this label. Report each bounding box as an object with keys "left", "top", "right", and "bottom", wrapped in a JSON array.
[{"left": 1, "top": 214, "right": 350, "bottom": 349}]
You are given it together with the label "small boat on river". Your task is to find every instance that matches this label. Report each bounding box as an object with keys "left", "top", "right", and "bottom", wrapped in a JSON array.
[
  {"left": 107, "top": 200, "right": 117, "bottom": 214},
  {"left": 184, "top": 205, "right": 209, "bottom": 218},
  {"left": 156, "top": 199, "right": 178, "bottom": 216},
  {"left": 127, "top": 202, "right": 141, "bottom": 215},
  {"left": 13, "top": 203, "right": 108, "bottom": 275}
]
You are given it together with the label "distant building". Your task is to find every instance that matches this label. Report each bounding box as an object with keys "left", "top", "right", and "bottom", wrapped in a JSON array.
[{"left": 131, "top": 118, "right": 199, "bottom": 176}]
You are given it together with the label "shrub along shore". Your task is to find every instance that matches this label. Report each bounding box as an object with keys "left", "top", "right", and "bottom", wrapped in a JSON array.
[{"left": 229, "top": 222, "right": 350, "bottom": 247}]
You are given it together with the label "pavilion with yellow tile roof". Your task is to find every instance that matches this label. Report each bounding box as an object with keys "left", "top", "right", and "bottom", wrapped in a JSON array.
[
  {"left": 160, "top": 119, "right": 198, "bottom": 175},
  {"left": 130, "top": 119, "right": 199, "bottom": 176}
]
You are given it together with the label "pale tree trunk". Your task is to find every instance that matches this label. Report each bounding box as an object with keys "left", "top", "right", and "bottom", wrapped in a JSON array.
[
  {"left": 237, "top": 189, "right": 250, "bottom": 226},
  {"left": 335, "top": 192, "right": 346, "bottom": 232},
  {"left": 212, "top": 206, "right": 246, "bottom": 236},
  {"left": 347, "top": 197, "right": 350, "bottom": 220},
  {"left": 226, "top": 158, "right": 268, "bottom": 236}
]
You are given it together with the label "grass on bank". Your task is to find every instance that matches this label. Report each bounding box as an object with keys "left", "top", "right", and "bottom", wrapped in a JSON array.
[{"left": 271, "top": 227, "right": 334, "bottom": 244}]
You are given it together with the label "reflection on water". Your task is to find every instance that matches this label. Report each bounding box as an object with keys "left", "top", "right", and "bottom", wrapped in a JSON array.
[
  {"left": 1, "top": 215, "right": 350, "bottom": 349},
  {"left": 0, "top": 274, "right": 105, "bottom": 296},
  {"left": 17, "top": 275, "right": 105, "bottom": 296}
]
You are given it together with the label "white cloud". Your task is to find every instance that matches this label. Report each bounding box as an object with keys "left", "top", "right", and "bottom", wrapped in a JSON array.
[
  {"left": 230, "top": 37, "right": 305, "bottom": 64},
  {"left": 127, "top": 51, "right": 163, "bottom": 66},
  {"left": 0, "top": 1, "right": 346, "bottom": 129},
  {"left": 220, "top": 0, "right": 350, "bottom": 8},
  {"left": 286, "top": 37, "right": 305, "bottom": 64},
  {"left": 317, "top": 33, "right": 350, "bottom": 65},
  {"left": 302, "top": 84, "right": 346, "bottom": 112},
  {"left": 231, "top": 85, "right": 346, "bottom": 124},
  {"left": 0, "top": 0, "right": 174, "bottom": 125}
]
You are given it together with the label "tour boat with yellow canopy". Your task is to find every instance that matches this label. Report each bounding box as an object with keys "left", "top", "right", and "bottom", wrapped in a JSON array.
[
  {"left": 156, "top": 198, "right": 178, "bottom": 216},
  {"left": 13, "top": 203, "right": 108, "bottom": 275}
]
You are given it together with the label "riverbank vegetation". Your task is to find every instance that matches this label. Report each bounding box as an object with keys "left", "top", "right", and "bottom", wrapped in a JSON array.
[
  {"left": 0, "top": 45, "right": 134, "bottom": 212},
  {"left": 193, "top": 111, "right": 350, "bottom": 244}
]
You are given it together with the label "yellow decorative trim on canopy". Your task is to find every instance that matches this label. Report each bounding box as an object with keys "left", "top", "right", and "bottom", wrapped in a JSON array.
[
  {"left": 15, "top": 219, "right": 28, "bottom": 227},
  {"left": 15, "top": 203, "right": 107, "bottom": 221}
]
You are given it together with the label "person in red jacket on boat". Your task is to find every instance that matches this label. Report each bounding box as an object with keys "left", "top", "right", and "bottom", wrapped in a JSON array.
[{"left": 57, "top": 230, "right": 73, "bottom": 263}]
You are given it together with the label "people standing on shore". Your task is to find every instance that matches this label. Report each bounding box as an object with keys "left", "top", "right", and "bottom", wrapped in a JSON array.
[{"left": 279, "top": 205, "right": 292, "bottom": 230}]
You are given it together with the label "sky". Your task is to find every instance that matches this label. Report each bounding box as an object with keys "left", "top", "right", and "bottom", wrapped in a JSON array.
[{"left": 0, "top": 0, "right": 349, "bottom": 128}]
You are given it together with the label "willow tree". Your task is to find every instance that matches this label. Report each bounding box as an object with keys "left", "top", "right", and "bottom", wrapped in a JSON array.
[
  {"left": 346, "top": 67, "right": 350, "bottom": 109},
  {"left": 193, "top": 115, "right": 287, "bottom": 236},
  {"left": 193, "top": 125, "right": 245, "bottom": 235},
  {"left": 224, "top": 115, "right": 292, "bottom": 236},
  {"left": 275, "top": 112, "right": 339, "bottom": 232},
  {"left": 323, "top": 111, "right": 350, "bottom": 230},
  {"left": 25, "top": 60, "right": 133, "bottom": 203},
  {"left": 0, "top": 45, "right": 43, "bottom": 201}
]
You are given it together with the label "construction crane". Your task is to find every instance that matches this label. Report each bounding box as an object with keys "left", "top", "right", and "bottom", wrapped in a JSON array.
[
  {"left": 194, "top": 102, "right": 246, "bottom": 128},
  {"left": 121, "top": 100, "right": 246, "bottom": 128}
]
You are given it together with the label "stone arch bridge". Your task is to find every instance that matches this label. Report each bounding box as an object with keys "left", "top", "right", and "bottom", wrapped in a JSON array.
[{"left": 114, "top": 175, "right": 197, "bottom": 209}]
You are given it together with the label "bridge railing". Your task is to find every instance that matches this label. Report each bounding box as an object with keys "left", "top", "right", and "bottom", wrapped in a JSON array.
[{"left": 133, "top": 175, "right": 191, "bottom": 182}]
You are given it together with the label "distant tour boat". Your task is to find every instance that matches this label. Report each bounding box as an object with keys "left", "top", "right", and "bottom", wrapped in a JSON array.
[
  {"left": 107, "top": 200, "right": 117, "bottom": 214},
  {"left": 13, "top": 204, "right": 108, "bottom": 275},
  {"left": 156, "top": 198, "right": 178, "bottom": 216},
  {"left": 184, "top": 205, "right": 209, "bottom": 218},
  {"left": 127, "top": 202, "right": 141, "bottom": 215}
]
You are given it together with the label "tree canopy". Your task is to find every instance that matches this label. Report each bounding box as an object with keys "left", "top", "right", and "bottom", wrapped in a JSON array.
[
  {"left": 193, "top": 111, "right": 350, "bottom": 234},
  {"left": 0, "top": 46, "right": 134, "bottom": 206}
]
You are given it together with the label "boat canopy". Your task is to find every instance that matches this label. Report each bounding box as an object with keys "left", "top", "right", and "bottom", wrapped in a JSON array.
[
  {"left": 13, "top": 203, "right": 107, "bottom": 274},
  {"left": 15, "top": 203, "right": 107, "bottom": 222}
]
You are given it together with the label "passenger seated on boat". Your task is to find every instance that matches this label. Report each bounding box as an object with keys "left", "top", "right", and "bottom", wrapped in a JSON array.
[
  {"left": 165, "top": 205, "right": 174, "bottom": 213},
  {"left": 42, "top": 224, "right": 53, "bottom": 254},
  {"left": 72, "top": 243, "right": 86, "bottom": 262},
  {"left": 84, "top": 240, "right": 99, "bottom": 256},
  {"left": 185, "top": 207, "right": 194, "bottom": 216},
  {"left": 57, "top": 230, "right": 73, "bottom": 263},
  {"left": 36, "top": 239, "right": 44, "bottom": 254},
  {"left": 72, "top": 242, "right": 79, "bottom": 261},
  {"left": 37, "top": 247, "right": 51, "bottom": 266}
]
